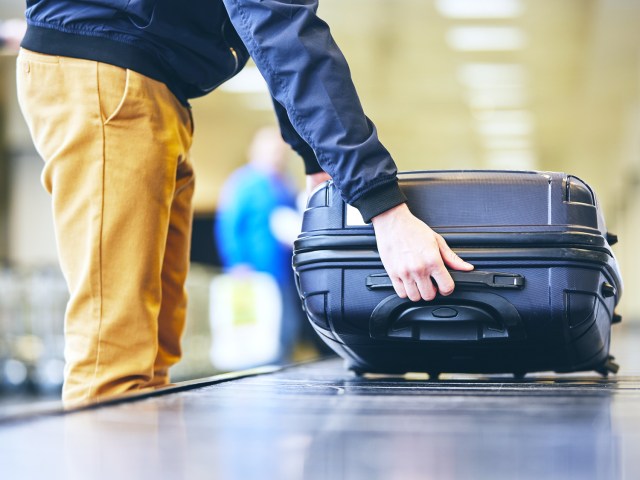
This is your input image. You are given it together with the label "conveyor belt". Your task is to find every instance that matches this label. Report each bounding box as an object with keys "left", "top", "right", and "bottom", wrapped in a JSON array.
[{"left": 1, "top": 329, "right": 640, "bottom": 480}]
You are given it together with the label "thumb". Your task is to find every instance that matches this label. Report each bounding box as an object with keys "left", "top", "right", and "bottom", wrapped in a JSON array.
[{"left": 436, "top": 235, "right": 474, "bottom": 271}]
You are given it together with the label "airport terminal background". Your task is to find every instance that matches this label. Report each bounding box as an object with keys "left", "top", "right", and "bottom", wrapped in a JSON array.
[{"left": 0, "top": 1, "right": 639, "bottom": 479}]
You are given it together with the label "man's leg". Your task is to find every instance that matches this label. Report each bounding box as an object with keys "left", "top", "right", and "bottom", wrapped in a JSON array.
[
  {"left": 17, "top": 50, "right": 193, "bottom": 405},
  {"left": 145, "top": 153, "right": 195, "bottom": 388}
]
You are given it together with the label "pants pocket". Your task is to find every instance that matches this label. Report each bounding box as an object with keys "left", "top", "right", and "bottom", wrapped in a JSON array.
[{"left": 97, "top": 62, "right": 129, "bottom": 124}]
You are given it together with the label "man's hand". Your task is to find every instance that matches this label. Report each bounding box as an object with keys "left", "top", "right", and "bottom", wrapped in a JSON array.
[{"left": 371, "top": 203, "right": 474, "bottom": 302}]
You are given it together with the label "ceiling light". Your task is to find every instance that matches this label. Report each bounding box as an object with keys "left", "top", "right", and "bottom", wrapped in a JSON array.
[
  {"left": 447, "top": 27, "right": 527, "bottom": 51},
  {"left": 475, "top": 110, "right": 535, "bottom": 138},
  {"left": 459, "top": 64, "right": 529, "bottom": 109},
  {"left": 458, "top": 63, "right": 527, "bottom": 88},
  {"left": 483, "top": 137, "right": 533, "bottom": 150},
  {"left": 473, "top": 109, "right": 534, "bottom": 124},
  {"left": 477, "top": 120, "right": 533, "bottom": 137},
  {"left": 436, "top": 0, "right": 523, "bottom": 18},
  {"left": 466, "top": 88, "right": 528, "bottom": 109}
]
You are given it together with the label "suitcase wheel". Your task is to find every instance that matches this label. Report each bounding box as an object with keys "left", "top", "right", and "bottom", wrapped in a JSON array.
[{"left": 595, "top": 355, "right": 620, "bottom": 376}]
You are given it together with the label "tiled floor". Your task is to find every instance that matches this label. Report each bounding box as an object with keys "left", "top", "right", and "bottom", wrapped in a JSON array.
[{"left": 0, "top": 327, "right": 639, "bottom": 480}]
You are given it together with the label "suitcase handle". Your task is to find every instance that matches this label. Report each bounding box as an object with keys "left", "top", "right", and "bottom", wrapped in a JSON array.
[
  {"left": 369, "top": 291, "right": 526, "bottom": 341},
  {"left": 366, "top": 271, "right": 525, "bottom": 291}
]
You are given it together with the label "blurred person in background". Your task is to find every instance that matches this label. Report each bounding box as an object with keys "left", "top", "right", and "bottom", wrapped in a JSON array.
[
  {"left": 214, "top": 126, "right": 307, "bottom": 365},
  {"left": 16, "top": 0, "right": 472, "bottom": 406}
]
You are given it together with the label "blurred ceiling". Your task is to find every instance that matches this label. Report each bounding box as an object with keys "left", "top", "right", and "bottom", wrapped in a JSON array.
[
  {"left": 191, "top": 0, "right": 640, "bottom": 218},
  {"left": 2, "top": 0, "right": 639, "bottom": 217},
  {"left": 324, "top": 0, "right": 640, "bottom": 213}
]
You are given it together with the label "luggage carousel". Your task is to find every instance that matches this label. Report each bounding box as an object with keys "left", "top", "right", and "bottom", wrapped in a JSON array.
[{"left": 1, "top": 327, "right": 639, "bottom": 480}]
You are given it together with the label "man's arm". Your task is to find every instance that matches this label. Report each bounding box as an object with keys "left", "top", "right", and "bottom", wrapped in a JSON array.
[
  {"left": 222, "top": 0, "right": 473, "bottom": 299},
  {"left": 270, "top": 96, "right": 323, "bottom": 175},
  {"left": 221, "top": 0, "right": 403, "bottom": 218}
]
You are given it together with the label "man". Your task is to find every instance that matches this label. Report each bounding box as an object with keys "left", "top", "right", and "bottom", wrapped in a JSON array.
[{"left": 17, "top": 0, "right": 473, "bottom": 406}]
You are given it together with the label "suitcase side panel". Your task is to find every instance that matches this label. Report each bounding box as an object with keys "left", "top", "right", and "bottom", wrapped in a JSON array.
[{"left": 295, "top": 248, "right": 618, "bottom": 375}]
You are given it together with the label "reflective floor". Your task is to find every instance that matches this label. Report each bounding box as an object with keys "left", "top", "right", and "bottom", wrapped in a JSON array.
[{"left": 1, "top": 328, "right": 639, "bottom": 480}]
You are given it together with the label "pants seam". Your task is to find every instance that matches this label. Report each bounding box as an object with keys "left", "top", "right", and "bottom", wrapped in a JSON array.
[{"left": 87, "top": 62, "right": 107, "bottom": 399}]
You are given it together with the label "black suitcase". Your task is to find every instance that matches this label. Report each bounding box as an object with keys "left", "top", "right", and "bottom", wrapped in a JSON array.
[{"left": 292, "top": 170, "right": 623, "bottom": 378}]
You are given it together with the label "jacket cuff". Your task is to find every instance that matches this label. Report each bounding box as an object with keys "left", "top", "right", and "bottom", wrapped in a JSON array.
[{"left": 350, "top": 180, "right": 407, "bottom": 224}]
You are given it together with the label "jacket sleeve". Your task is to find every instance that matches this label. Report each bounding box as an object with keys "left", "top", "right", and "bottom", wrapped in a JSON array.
[
  {"left": 270, "top": 95, "right": 323, "bottom": 174},
  {"left": 221, "top": 0, "right": 407, "bottom": 223}
]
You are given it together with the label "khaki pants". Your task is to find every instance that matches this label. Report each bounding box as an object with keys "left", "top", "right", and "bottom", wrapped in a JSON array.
[{"left": 16, "top": 49, "right": 195, "bottom": 406}]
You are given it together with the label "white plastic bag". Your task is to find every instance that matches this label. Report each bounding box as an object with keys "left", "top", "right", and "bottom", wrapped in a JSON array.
[{"left": 208, "top": 271, "right": 282, "bottom": 371}]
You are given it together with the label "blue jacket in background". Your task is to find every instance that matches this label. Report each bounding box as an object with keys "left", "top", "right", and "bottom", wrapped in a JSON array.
[
  {"left": 21, "top": 0, "right": 407, "bottom": 222},
  {"left": 215, "top": 165, "right": 297, "bottom": 286}
]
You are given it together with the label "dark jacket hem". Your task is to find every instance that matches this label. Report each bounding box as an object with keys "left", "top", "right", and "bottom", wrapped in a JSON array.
[
  {"left": 21, "top": 24, "right": 189, "bottom": 106},
  {"left": 351, "top": 181, "right": 407, "bottom": 224}
]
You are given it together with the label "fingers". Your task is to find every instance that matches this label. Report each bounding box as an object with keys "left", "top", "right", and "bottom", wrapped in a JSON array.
[
  {"left": 415, "top": 274, "right": 438, "bottom": 301},
  {"left": 391, "top": 263, "right": 443, "bottom": 302},
  {"left": 431, "top": 235, "right": 473, "bottom": 297},
  {"left": 390, "top": 273, "right": 426, "bottom": 302},
  {"left": 392, "top": 276, "right": 432, "bottom": 302},
  {"left": 390, "top": 241, "right": 472, "bottom": 301},
  {"left": 430, "top": 266, "right": 454, "bottom": 296},
  {"left": 390, "top": 276, "right": 407, "bottom": 299},
  {"left": 436, "top": 234, "right": 474, "bottom": 271},
  {"left": 392, "top": 269, "right": 452, "bottom": 301}
]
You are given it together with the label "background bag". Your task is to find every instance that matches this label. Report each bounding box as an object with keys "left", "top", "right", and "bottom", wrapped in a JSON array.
[{"left": 209, "top": 271, "right": 282, "bottom": 371}]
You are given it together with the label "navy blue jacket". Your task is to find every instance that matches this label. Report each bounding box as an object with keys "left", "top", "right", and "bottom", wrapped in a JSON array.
[{"left": 22, "top": 0, "right": 406, "bottom": 222}]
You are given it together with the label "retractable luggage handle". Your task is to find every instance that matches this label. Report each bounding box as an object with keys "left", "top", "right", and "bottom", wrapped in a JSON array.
[
  {"left": 367, "top": 271, "right": 526, "bottom": 341},
  {"left": 369, "top": 291, "right": 526, "bottom": 340},
  {"left": 366, "top": 271, "right": 525, "bottom": 291}
]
